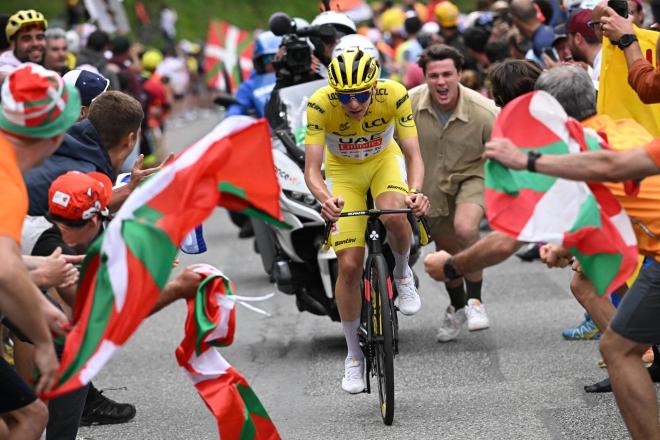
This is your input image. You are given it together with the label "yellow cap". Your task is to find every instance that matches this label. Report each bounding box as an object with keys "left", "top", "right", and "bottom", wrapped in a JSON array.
[
  {"left": 141, "top": 49, "right": 163, "bottom": 72},
  {"left": 435, "top": 2, "right": 459, "bottom": 28},
  {"left": 380, "top": 7, "right": 406, "bottom": 32}
]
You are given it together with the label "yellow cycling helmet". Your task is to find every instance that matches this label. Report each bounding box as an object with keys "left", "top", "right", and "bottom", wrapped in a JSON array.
[
  {"left": 328, "top": 48, "right": 380, "bottom": 93},
  {"left": 6, "top": 10, "right": 48, "bottom": 41},
  {"left": 141, "top": 49, "right": 163, "bottom": 72}
]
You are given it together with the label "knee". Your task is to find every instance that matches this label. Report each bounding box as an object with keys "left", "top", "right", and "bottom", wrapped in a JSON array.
[
  {"left": 453, "top": 220, "right": 479, "bottom": 245},
  {"left": 599, "top": 330, "right": 617, "bottom": 361},
  {"left": 382, "top": 214, "right": 409, "bottom": 235},
  {"left": 339, "top": 258, "right": 363, "bottom": 283},
  {"left": 569, "top": 276, "right": 589, "bottom": 304},
  {"left": 15, "top": 399, "right": 48, "bottom": 435},
  {"left": 599, "top": 329, "right": 642, "bottom": 363}
]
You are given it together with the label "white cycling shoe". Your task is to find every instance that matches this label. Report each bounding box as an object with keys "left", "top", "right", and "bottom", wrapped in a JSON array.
[
  {"left": 342, "top": 357, "right": 365, "bottom": 394},
  {"left": 436, "top": 305, "right": 466, "bottom": 342},
  {"left": 395, "top": 276, "right": 421, "bottom": 315}
]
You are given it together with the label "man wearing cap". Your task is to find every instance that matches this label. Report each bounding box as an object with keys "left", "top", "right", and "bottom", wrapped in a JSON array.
[
  {"left": 0, "top": 10, "right": 48, "bottom": 79},
  {"left": 566, "top": 9, "right": 603, "bottom": 89},
  {"left": 0, "top": 63, "right": 79, "bottom": 439},
  {"left": 62, "top": 69, "right": 110, "bottom": 120},
  {"left": 24, "top": 170, "right": 205, "bottom": 439}
]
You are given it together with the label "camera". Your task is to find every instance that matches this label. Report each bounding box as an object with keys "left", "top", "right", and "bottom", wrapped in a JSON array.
[
  {"left": 273, "top": 34, "right": 312, "bottom": 76},
  {"left": 268, "top": 12, "right": 337, "bottom": 86}
]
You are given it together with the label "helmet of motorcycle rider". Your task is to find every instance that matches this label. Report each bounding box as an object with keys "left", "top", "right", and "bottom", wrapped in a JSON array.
[
  {"left": 328, "top": 48, "right": 379, "bottom": 93},
  {"left": 293, "top": 17, "right": 310, "bottom": 30},
  {"left": 253, "top": 31, "right": 282, "bottom": 73},
  {"left": 254, "top": 31, "right": 283, "bottom": 58},
  {"left": 311, "top": 11, "right": 356, "bottom": 37},
  {"left": 332, "top": 34, "right": 379, "bottom": 64}
]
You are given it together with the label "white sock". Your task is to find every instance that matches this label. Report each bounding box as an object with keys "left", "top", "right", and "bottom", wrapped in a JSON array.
[
  {"left": 342, "top": 319, "right": 363, "bottom": 361},
  {"left": 392, "top": 249, "right": 412, "bottom": 279}
]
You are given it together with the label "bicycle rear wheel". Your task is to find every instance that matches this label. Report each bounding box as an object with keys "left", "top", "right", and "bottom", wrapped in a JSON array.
[{"left": 369, "top": 255, "right": 395, "bottom": 425}]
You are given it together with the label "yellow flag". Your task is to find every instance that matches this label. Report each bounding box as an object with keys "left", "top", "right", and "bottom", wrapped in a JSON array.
[
  {"left": 583, "top": 115, "right": 660, "bottom": 261},
  {"left": 598, "top": 27, "right": 660, "bottom": 136}
]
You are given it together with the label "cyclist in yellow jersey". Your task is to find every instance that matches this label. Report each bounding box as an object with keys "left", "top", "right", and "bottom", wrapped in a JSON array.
[{"left": 304, "top": 49, "right": 430, "bottom": 394}]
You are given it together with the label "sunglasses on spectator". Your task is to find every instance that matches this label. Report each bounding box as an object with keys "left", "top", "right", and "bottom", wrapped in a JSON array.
[
  {"left": 337, "top": 90, "right": 372, "bottom": 104},
  {"left": 587, "top": 20, "right": 603, "bottom": 30}
]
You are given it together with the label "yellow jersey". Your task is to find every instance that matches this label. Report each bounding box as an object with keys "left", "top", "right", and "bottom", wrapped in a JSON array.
[{"left": 304, "top": 79, "right": 418, "bottom": 162}]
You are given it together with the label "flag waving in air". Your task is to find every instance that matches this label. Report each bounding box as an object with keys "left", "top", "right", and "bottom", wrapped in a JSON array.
[
  {"left": 205, "top": 20, "right": 255, "bottom": 92},
  {"left": 485, "top": 91, "right": 638, "bottom": 296},
  {"left": 43, "top": 117, "right": 286, "bottom": 399},
  {"left": 177, "top": 264, "right": 280, "bottom": 440}
]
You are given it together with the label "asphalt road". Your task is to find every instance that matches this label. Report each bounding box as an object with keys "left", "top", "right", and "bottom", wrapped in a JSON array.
[{"left": 78, "top": 110, "right": 635, "bottom": 440}]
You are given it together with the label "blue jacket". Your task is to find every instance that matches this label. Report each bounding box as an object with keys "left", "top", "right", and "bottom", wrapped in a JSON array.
[
  {"left": 226, "top": 71, "right": 277, "bottom": 118},
  {"left": 25, "top": 119, "right": 115, "bottom": 216}
]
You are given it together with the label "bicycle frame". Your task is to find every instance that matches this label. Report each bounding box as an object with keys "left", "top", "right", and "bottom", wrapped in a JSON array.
[{"left": 322, "top": 208, "right": 425, "bottom": 424}]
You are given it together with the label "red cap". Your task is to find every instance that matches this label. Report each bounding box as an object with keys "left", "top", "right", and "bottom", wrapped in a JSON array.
[
  {"left": 48, "top": 171, "right": 113, "bottom": 221},
  {"left": 567, "top": 9, "right": 596, "bottom": 39}
]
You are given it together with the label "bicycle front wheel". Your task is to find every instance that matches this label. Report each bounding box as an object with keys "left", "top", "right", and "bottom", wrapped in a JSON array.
[{"left": 369, "top": 255, "right": 395, "bottom": 425}]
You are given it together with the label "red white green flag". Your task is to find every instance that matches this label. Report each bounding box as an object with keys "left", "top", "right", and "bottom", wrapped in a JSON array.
[
  {"left": 177, "top": 264, "right": 280, "bottom": 439},
  {"left": 204, "top": 20, "right": 255, "bottom": 92},
  {"left": 485, "top": 91, "right": 638, "bottom": 296},
  {"left": 43, "top": 117, "right": 285, "bottom": 399}
]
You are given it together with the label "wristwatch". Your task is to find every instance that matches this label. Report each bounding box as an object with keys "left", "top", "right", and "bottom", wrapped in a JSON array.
[
  {"left": 617, "top": 34, "right": 638, "bottom": 49},
  {"left": 443, "top": 257, "right": 462, "bottom": 280},
  {"left": 527, "top": 151, "right": 542, "bottom": 172}
]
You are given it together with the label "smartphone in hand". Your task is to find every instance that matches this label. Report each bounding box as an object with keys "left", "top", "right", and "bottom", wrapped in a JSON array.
[
  {"left": 543, "top": 47, "right": 558, "bottom": 62},
  {"left": 608, "top": 0, "right": 629, "bottom": 18}
]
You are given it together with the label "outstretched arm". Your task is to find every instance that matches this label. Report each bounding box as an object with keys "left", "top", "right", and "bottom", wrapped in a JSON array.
[{"left": 484, "top": 138, "right": 660, "bottom": 182}]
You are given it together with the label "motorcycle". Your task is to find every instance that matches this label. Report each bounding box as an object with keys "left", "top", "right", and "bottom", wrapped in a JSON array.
[{"left": 258, "top": 79, "right": 342, "bottom": 321}]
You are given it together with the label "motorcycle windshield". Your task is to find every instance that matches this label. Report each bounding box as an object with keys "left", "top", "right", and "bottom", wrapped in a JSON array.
[{"left": 277, "top": 79, "right": 328, "bottom": 152}]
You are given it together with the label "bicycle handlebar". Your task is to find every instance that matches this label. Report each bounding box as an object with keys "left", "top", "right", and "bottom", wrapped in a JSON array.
[{"left": 322, "top": 208, "right": 431, "bottom": 249}]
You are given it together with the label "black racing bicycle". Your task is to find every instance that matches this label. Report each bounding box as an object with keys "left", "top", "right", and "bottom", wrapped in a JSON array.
[{"left": 323, "top": 209, "right": 430, "bottom": 425}]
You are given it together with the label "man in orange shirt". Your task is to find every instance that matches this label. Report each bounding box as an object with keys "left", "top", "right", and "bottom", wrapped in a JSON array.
[{"left": 0, "top": 63, "right": 80, "bottom": 439}]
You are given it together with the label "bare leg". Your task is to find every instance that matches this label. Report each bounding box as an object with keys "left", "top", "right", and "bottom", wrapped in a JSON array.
[
  {"left": 600, "top": 329, "right": 660, "bottom": 440},
  {"left": 335, "top": 247, "right": 366, "bottom": 321},
  {"left": 453, "top": 203, "right": 484, "bottom": 282},
  {"left": 569, "top": 272, "right": 616, "bottom": 332},
  {"left": 375, "top": 191, "right": 411, "bottom": 255}
]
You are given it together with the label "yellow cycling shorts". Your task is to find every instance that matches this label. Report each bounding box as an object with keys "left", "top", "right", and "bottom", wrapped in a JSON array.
[{"left": 325, "top": 143, "right": 408, "bottom": 252}]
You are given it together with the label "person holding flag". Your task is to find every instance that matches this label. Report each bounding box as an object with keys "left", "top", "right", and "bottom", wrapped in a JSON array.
[
  {"left": 482, "top": 70, "right": 660, "bottom": 440},
  {"left": 601, "top": 4, "right": 660, "bottom": 103}
]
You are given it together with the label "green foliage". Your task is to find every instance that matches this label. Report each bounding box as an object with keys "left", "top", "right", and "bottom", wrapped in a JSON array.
[
  {"left": 2, "top": 0, "right": 320, "bottom": 42},
  {"left": 2, "top": 0, "right": 478, "bottom": 42}
]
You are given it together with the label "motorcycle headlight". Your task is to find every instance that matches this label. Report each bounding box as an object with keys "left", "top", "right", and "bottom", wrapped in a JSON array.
[{"left": 284, "top": 190, "right": 320, "bottom": 210}]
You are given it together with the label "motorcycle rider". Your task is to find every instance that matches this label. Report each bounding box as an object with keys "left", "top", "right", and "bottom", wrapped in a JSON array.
[
  {"left": 304, "top": 49, "right": 430, "bottom": 393},
  {"left": 310, "top": 11, "right": 357, "bottom": 77},
  {"left": 227, "top": 31, "right": 282, "bottom": 118}
]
